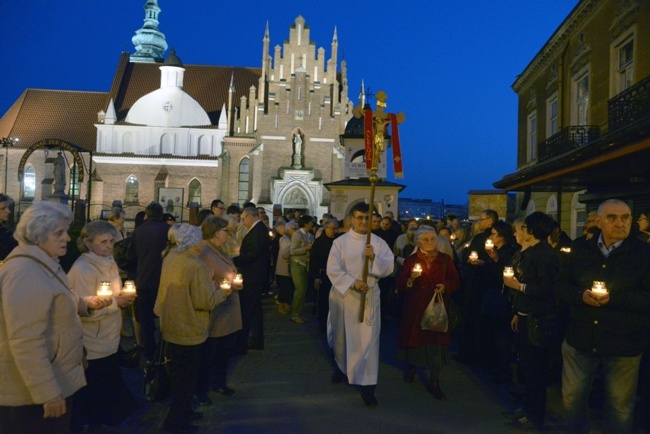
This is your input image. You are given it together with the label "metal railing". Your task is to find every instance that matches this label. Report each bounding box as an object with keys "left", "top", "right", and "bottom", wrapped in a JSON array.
[
  {"left": 608, "top": 75, "right": 650, "bottom": 132},
  {"left": 537, "top": 125, "right": 600, "bottom": 163}
]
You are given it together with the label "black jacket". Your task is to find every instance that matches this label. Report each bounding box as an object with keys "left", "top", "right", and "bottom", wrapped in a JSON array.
[
  {"left": 558, "top": 236, "right": 650, "bottom": 356},
  {"left": 126, "top": 219, "right": 170, "bottom": 291},
  {"left": 234, "top": 221, "right": 271, "bottom": 294},
  {"left": 511, "top": 240, "right": 558, "bottom": 316}
]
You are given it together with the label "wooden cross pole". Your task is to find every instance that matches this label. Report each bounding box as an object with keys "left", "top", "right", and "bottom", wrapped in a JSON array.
[{"left": 357, "top": 90, "right": 405, "bottom": 323}]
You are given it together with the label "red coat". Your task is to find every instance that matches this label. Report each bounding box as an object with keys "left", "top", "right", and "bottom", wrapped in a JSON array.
[{"left": 396, "top": 252, "right": 459, "bottom": 348}]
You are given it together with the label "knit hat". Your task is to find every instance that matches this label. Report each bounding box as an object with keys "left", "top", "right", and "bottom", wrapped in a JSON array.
[{"left": 175, "top": 224, "right": 203, "bottom": 252}]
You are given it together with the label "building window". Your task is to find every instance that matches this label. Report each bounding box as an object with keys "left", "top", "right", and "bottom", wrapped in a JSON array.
[
  {"left": 547, "top": 95, "right": 558, "bottom": 137},
  {"left": 125, "top": 175, "right": 139, "bottom": 204},
  {"left": 69, "top": 165, "right": 80, "bottom": 198},
  {"left": 188, "top": 179, "right": 201, "bottom": 206},
  {"left": 616, "top": 38, "right": 634, "bottom": 93},
  {"left": 238, "top": 157, "right": 250, "bottom": 205},
  {"left": 575, "top": 72, "right": 589, "bottom": 125},
  {"left": 23, "top": 166, "right": 35, "bottom": 199},
  {"left": 527, "top": 112, "right": 537, "bottom": 161}
]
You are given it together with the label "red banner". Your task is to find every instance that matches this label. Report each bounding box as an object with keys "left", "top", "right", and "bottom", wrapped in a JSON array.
[
  {"left": 390, "top": 113, "right": 404, "bottom": 179},
  {"left": 364, "top": 109, "right": 374, "bottom": 171}
]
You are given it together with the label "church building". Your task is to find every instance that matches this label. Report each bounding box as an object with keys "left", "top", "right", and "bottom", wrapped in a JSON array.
[{"left": 0, "top": 1, "right": 359, "bottom": 223}]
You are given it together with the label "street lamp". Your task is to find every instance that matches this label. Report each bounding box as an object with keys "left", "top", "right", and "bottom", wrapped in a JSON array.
[{"left": 2, "top": 137, "right": 19, "bottom": 195}]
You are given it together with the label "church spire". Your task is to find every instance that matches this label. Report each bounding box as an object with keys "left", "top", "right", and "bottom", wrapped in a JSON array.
[{"left": 131, "top": 0, "right": 168, "bottom": 63}]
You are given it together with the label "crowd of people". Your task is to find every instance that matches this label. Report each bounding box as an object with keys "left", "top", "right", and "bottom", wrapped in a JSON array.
[{"left": 0, "top": 194, "right": 649, "bottom": 433}]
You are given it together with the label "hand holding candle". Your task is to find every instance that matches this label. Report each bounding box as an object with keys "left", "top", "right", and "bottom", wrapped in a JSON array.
[
  {"left": 411, "top": 263, "right": 422, "bottom": 278},
  {"left": 503, "top": 267, "right": 514, "bottom": 278},
  {"left": 485, "top": 239, "right": 494, "bottom": 250},
  {"left": 591, "top": 281, "right": 608, "bottom": 294},
  {"left": 233, "top": 273, "right": 243, "bottom": 290},
  {"left": 123, "top": 280, "right": 137, "bottom": 295},
  {"left": 469, "top": 251, "right": 479, "bottom": 262},
  {"left": 97, "top": 281, "right": 113, "bottom": 298}
]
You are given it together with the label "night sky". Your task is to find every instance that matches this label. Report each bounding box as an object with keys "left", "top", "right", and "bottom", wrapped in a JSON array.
[{"left": 0, "top": 1, "right": 578, "bottom": 204}]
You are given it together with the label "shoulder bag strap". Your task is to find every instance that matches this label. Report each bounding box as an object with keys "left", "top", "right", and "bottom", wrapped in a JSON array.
[{"left": 3, "top": 254, "right": 71, "bottom": 292}]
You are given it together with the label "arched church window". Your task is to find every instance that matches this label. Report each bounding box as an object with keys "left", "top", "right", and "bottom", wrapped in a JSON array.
[
  {"left": 125, "top": 175, "right": 139, "bottom": 204},
  {"left": 23, "top": 166, "right": 35, "bottom": 199},
  {"left": 69, "top": 165, "right": 80, "bottom": 198},
  {"left": 238, "top": 158, "right": 250, "bottom": 205},
  {"left": 188, "top": 179, "right": 202, "bottom": 206}
]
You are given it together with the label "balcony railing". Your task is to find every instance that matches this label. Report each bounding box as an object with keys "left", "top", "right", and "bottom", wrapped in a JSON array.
[
  {"left": 537, "top": 125, "right": 600, "bottom": 163},
  {"left": 608, "top": 75, "right": 650, "bottom": 132}
]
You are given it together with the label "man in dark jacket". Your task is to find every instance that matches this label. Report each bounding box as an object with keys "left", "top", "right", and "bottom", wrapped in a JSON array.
[
  {"left": 234, "top": 206, "right": 271, "bottom": 354},
  {"left": 127, "top": 202, "right": 170, "bottom": 362},
  {"left": 457, "top": 209, "right": 498, "bottom": 364},
  {"left": 559, "top": 199, "right": 650, "bottom": 434}
]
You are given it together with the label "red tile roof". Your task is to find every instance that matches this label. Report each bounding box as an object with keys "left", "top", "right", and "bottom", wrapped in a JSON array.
[{"left": 0, "top": 52, "right": 262, "bottom": 152}]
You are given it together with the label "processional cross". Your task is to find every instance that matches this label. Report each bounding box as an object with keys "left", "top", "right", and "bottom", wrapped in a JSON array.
[{"left": 353, "top": 90, "right": 405, "bottom": 322}]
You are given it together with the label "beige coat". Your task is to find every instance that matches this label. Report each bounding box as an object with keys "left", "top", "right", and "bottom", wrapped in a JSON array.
[
  {"left": 0, "top": 244, "right": 86, "bottom": 405},
  {"left": 154, "top": 249, "right": 221, "bottom": 346},
  {"left": 67, "top": 252, "right": 122, "bottom": 360},
  {"left": 199, "top": 242, "right": 242, "bottom": 338}
]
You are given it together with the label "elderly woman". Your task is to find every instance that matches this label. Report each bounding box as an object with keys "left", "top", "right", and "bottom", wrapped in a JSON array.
[
  {"left": 154, "top": 224, "right": 221, "bottom": 432},
  {"left": 274, "top": 220, "right": 294, "bottom": 315},
  {"left": 0, "top": 201, "right": 102, "bottom": 432},
  {"left": 396, "top": 226, "right": 460, "bottom": 400},
  {"left": 107, "top": 207, "right": 127, "bottom": 241},
  {"left": 67, "top": 220, "right": 138, "bottom": 431},
  {"left": 194, "top": 216, "right": 241, "bottom": 404},
  {"left": 309, "top": 217, "right": 339, "bottom": 328},
  {"left": 0, "top": 194, "right": 17, "bottom": 260},
  {"left": 503, "top": 212, "right": 558, "bottom": 431}
]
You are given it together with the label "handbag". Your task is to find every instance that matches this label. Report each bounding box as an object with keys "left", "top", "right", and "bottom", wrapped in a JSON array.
[
  {"left": 143, "top": 340, "right": 170, "bottom": 402},
  {"left": 113, "top": 237, "right": 132, "bottom": 271},
  {"left": 420, "top": 292, "right": 449, "bottom": 333}
]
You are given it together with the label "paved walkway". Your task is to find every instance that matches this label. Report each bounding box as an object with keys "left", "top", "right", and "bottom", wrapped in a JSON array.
[{"left": 114, "top": 296, "right": 569, "bottom": 433}]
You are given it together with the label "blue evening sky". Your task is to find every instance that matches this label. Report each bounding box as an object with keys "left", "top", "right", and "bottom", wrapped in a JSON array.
[{"left": 0, "top": 1, "right": 578, "bottom": 205}]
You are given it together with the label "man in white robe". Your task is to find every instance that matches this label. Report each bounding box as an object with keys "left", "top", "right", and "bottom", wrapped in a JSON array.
[{"left": 327, "top": 202, "right": 394, "bottom": 407}]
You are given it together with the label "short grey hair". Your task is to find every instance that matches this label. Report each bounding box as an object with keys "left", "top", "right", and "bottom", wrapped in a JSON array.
[
  {"left": 323, "top": 217, "right": 339, "bottom": 229},
  {"left": 14, "top": 201, "right": 72, "bottom": 245},
  {"left": 274, "top": 220, "right": 286, "bottom": 229},
  {"left": 223, "top": 214, "right": 238, "bottom": 231},
  {"left": 414, "top": 226, "right": 437, "bottom": 246},
  {"left": 77, "top": 220, "right": 118, "bottom": 252},
  {"left": 242, "top": 206, "right": 259, "bottom": 218},
  {"left": 286, "top": 221, "right": 299, "bottom": 231},
  {"left": 107, "top": 207, "right": 125, "bottom": 222},
  {"left": 597, "top": 199, "right": 629, "bottom": 216}
]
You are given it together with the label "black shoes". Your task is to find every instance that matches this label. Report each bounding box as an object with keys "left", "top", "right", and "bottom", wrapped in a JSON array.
[
  {"left": 194, "top": 393, "right": 212, "bottom": 405},
  {"left": 331, "top": 369, "right": 345, "bottom": 384},
  {"left": 404, "top": 366, "right": 416, "bottom": 383},
  {"left": 216, "top": 386, "right": 236, "bottom": 396},
  {"left": 361, "top": 385, "right": 378, "bottom": 408},
  {"left": 428, "top": 381, "right": 447, "bottom": 400}
]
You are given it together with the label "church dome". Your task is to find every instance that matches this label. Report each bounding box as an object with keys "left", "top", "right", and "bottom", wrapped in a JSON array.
[
  {"left": 125, "top": 86, "right": 210, "bottom": 127},
  {"left": 163, "top": 48, "right": 183, "bottom": 67}
]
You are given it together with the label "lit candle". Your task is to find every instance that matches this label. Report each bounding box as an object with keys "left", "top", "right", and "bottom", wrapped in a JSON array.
[
  {"left": 450, "top": 233, "right": 456, "bottom": 242},
  {"left": 469, "top": 251, "right": 479, "bottom": 261},
  {"left": 592, "top": 281, "right": 608, "bottom": 294},
  {"left": 560, "top": 247, "right": 571, "bottom": 253},
  {"left": 269, "top": 230, "right": 274, "bottom": 237},
  {"left": 233, "top": 274, "right": 243, "bottom": 285},
  {"left": 503, "top": 267, "right": 514, "bottom": 278},
  {"left": 412, "top": 263, "right": 422, "bottom": 274},
  {"left": 97, "top": 281, "right": 113, "bottom": 298},
  {"left": 123, "top": 280, "right": 136, "bottom": 294},
  {"left": 485, "top": 239, "right": 494, "bottom": 250},
  {"left": 220, "top": 279, "right": 232, "bottom": 291}
]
